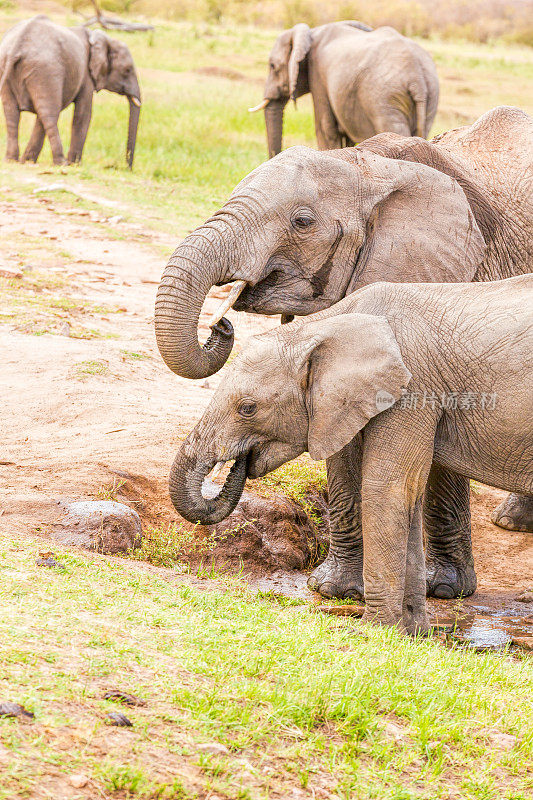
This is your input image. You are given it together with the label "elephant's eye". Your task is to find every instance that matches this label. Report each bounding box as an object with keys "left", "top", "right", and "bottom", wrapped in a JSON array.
[
  {"left": 292, "top": 213, "right": 315, "bottom": 231},
  {"left": 238, "top": 400, "right": 257, "bottom": 418}
]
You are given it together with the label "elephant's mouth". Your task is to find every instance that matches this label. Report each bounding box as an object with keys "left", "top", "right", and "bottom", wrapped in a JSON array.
[{"left": 234, "top": 270, "right": 339, "bottom": 316}]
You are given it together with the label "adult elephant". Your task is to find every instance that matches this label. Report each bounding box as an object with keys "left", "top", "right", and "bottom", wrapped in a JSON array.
[
  {"left": 155, "top": 106, "right": 533, "bottom": 600},
  {"left": 0, "top": 15, "right": 141, "bottom": 167},
  {"left": 249, "top": 21, "right": 439, "bottom": 158}
]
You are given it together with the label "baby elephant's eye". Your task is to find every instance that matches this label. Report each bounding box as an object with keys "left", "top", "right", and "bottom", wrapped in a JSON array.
[
  {"left": 238, "top": 400, "right": 257, "bottom": 418},
  {"left": 292, "top": 213, "right": 315, "bottom": 231}
]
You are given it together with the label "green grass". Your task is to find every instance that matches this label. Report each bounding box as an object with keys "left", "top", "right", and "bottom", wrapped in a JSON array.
[
  {"left": 0, "top": 531, "right": 532, "bottom": 799},
  {"left": 74, "top": 358, "right": 110, "bottom": 376}
]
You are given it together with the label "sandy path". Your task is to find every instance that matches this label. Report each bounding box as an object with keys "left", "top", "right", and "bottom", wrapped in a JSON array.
[{"left": 0, "top": 188, "right": 276, "bottom": 532}]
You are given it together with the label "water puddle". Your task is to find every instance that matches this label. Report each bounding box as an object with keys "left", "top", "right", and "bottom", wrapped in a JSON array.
[{"left": 251, "top": 572, "right": 533, "bottom": 653}]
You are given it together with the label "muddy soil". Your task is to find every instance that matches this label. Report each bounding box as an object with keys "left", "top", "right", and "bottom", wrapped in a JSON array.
[{"left": 0, "top": 184, "right": 532, "bottom": 650}]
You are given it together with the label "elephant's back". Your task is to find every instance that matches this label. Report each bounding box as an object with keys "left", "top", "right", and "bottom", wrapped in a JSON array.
[{"left": 434, "top": 107, "right": 533, "bottom": 219}]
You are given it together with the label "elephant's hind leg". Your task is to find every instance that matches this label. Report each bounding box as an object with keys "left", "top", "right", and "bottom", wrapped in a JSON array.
[
  {"left": 2, "top": 87, "right": 20, "bottom": 161},
  {"left": 491, "top": 493, "right": 533, "bottom": 533},
  {"left": 424, "top": 464, "right": 477, "bottom": 599},
  {"left": 307, "top": 438, "right": 364, "bottom": 599},
  {"left": 22, "top": 117, "right": 45, "bottom": 163}
]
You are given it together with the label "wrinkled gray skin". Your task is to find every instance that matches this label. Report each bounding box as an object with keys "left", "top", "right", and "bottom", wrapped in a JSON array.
[
  {"left": 169, "top": 276, "right": 533, "bottom": 634},
  {"left": 259, "top": 21, "right": 438, "bottom": 158},
  {"left": 0, "top": 16, "right": 141, "bottom": 166},
  {"left": 155, "top": 106, "right": 533, "bottom": 601}
]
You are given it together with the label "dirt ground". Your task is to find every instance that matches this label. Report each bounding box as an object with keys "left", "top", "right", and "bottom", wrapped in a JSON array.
[{"left": 1, "top": 184, "right": 532, "bottom": 644}]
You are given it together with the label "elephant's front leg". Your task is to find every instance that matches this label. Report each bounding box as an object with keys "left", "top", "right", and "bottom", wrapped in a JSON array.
[
  {"left": 424, "top": 464, "right": 477, "bottom": 599},
  {"left": 307, "top": 437, "right": 364, "bottom": 599},
  {"left": 68, "top": 84, "right": 93, "bottom": 164},
  {"left": 360, "top": 416, "right": 434, "bottom": 632},
  {"left": 362, "top": 481, "right": 429, "bottom": 634}
]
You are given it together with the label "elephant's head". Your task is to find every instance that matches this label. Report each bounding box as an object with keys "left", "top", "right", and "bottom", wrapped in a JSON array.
[
  {"left": 250, "top": 20, "right": 372, "bottom": 157},
  {"left": 169, "top": 312, "right": 411, "bottom": 524},
  {"left": 155, "top": 143, "right": 485, "bottom": 380},
  {"left": 88, "top": 31, "right": 141, "bottom": 168}
]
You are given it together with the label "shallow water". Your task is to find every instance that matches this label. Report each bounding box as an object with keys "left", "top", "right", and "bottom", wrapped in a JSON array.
[{"left": 251, "top": 571, "right": 533, "bottom": 652}]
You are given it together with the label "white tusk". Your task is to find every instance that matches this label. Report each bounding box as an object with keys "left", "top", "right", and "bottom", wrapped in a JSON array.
[
  {"left": 207, "top": 280, "right": 247, "bottom": 328},
  {"left": 248, "top": 99, "right": 270, "bottom": 113},
  {"left": 130, "top": 96, "right": 141, "bottom": 107},
  {"left": 211, "top": 461, "right": 225, "bottom": 481}
]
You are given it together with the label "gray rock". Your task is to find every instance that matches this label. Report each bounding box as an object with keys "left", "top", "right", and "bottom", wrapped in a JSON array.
[{"left": 51, "top": 500, "right": 142, "bottom": 554}]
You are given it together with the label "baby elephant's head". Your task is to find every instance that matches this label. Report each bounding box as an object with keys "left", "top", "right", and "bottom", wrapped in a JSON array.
[{"left": 169, "top": 313, "right": 411, "bottom": 524}]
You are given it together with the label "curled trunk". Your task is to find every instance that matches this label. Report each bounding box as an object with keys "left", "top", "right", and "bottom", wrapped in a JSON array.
[
  {"left": 155, "top": 230, "right": 236, "bottom": 379},
  {"left": 169, "top": 448, "right": 248, "bottom": 525},
  {"left": 264, "top": 98, "right": 288, "bottom": 159},
  {"left": 126, "top": 96, "right": 140, "bottom": 169}
]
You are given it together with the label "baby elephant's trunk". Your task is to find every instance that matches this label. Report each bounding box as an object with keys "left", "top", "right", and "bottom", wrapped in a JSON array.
[{"left": 169, "top": 445, "right": 248, "bottom": 525}]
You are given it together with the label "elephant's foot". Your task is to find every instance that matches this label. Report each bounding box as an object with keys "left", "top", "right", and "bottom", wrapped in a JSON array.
[
  {"left": 307, "top": 554, "right": 364, "bottom": 599},
  {"left": 426, "top": 558, "right": 477, "bottom": 599},
  {"left": 491, "top": 493, "right": 533, "bottom": 533}
]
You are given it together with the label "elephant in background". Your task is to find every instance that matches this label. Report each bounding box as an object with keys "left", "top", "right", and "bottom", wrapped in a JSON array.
[
  {"left": 0, "top": 15, "right": 141, "bottom": 167},
  {"left": 167, "top": 275, "right": 533, "bottom": 634},
  {"left": 155, "top": 106, "right": 533, "bottom": 601},
  {"left": 249, "top": 21, "right": 439, "bottom": 158}
]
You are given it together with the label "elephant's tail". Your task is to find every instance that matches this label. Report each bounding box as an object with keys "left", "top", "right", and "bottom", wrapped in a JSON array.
[{"left": 408, "top": 80, "right": 427, "bottom": 138}]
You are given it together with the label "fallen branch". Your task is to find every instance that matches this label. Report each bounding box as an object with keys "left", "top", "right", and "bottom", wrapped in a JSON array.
[{"left": 79, "top": 0, "right": 154, "bottom": 32}]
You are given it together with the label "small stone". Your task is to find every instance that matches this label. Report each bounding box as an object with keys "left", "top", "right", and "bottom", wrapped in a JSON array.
[
  {"left": 512, "top": 636, "right": 533, "bottom": 651},
  {"left": 196, "top": 742, "right": 229, "bottom": 756},
  {"left": 103, "top": 689, "right": 146, "bottom": 707},
  {"left": 105, "top": 711, "right": 132, "bottom": 727},
  {"left": 51, "top": 500, "right": 142, "bottom": 554},
  {"left": 516, "top": 590, "right": 533, "bottom": 604},
  {"left": 69, "top": 773, "right": 89, "bottom": 788},
  {"left": 315, "top": 604, "right": 365, "bottom": 617},
  {"left": 0, "top": 701, "right": 34, "bottom": 720},
  {"left": 108, "top": 215, "right": 124, "bottom": 225}
]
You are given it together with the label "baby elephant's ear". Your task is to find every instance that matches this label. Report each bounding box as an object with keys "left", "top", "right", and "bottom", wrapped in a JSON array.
[
  {"left": 88, "top": 30, "right": 110, "bottom": 91},
  {"left": 302, "top": 314, "right": 412, "bottom": 461}
]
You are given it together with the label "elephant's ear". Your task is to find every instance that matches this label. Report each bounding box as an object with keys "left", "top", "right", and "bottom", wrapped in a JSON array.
[
  {"left": 334, "top": 150, "right": 486, "bottom": 291},
  {"left": 288, "top": 23, "right": 312, "bottom": 99},
  {"left": 296, "top": 314, "right": 412, "bottom": 461},
  {"left": 88, "top": 30, "right": 110, "bottom": 91}
]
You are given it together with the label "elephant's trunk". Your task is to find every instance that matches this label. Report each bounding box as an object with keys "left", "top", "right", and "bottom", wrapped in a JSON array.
[
  {"left": 126, "top": 95, "right": 141, "bottom": 169},
  {"left": 155, "top": 228, "right": 238, "bottom": 379},
  {"left": 169, "top": 446, "right": 248, "bottom": 524},
  {"left": 264, "top": 97, "right": 288, "bottom": 158}
]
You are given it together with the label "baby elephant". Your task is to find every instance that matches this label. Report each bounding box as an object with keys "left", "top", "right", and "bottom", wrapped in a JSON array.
[
  {"left": 0, "top": 15, "right": 141, "bottom": 166},
  {"left": 169, "top": 275, "right": 533, "bottom": 634}
]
